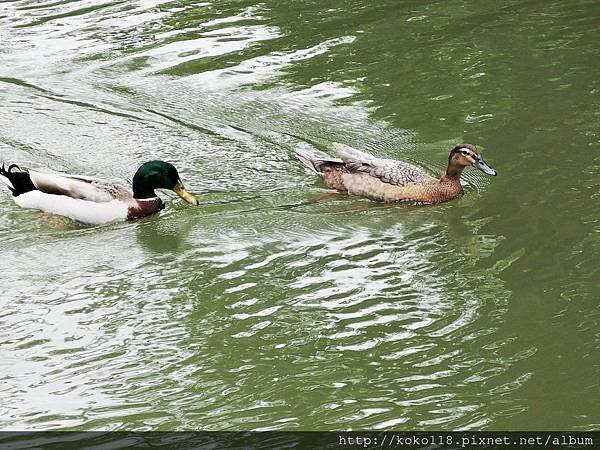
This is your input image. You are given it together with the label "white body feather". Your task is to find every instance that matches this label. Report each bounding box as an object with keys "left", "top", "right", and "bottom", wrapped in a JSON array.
[
  {"left": 14, "top": 191, "right": 129, "bottom": 225},
  {"left": 0, "top": 174, "right": 14, "bottom": 189}
]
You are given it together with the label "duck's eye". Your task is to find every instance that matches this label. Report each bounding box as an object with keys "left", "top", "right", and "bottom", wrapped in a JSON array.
[{"left": 460, "top": 149, "right": 469, "bottom": 155}]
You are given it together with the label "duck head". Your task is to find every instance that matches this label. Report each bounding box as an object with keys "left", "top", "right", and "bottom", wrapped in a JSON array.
[
  {"left": 132, "top": 160, "right": 199, "bottom": 205},
  {"left": 446, "top": 144, "right": 497, "bottom": 178}
]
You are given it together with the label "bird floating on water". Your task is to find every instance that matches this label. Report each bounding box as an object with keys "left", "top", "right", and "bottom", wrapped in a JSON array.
[
  {"left": 0, "top": 160, "right": 198, "bottom": 225},
  {"left": 295, "top": 143, "right": 497, "bottom": 204}
]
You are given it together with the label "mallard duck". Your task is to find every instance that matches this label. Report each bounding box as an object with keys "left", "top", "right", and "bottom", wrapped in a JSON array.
[
  {"left": 295, "top": 143, "right": 497, "bottom": 204},
  {"left": 0, "top": 160, "right": 198, "bottom": 225}
]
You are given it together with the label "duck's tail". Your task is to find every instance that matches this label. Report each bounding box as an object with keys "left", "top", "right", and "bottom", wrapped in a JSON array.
[
  {"left": 0, "top": 164, "right": 36, "bottom": 196},
  {"left": 294, "top": 148, "right": 344, "bottom": 175}
]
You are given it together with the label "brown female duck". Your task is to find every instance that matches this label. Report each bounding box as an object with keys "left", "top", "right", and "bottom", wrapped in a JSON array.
[{"left": 295, "top": 143, "right": 497, "bottom": 204}]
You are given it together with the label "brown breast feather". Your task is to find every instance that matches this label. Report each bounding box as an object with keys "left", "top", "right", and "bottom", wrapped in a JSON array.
[{"left": 127, "top": 198, "right": 164, "bottom": 220}]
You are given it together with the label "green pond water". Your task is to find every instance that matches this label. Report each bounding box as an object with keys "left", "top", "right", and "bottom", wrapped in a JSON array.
[{"left": 0, "top": 0, "right": 598, "bottom": 431}]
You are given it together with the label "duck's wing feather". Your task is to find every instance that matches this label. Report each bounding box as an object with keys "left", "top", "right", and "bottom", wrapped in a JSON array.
[
  {"left": 332, "top": 143, "right": 436, "bottom": 186},
  {"left": 28, "top": 170, "right": 133, "bottom": 202}
]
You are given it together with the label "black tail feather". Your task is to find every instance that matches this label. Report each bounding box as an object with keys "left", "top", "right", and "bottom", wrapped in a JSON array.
[{"left": 0, "top": 163, "right": 37, "bottom": 196}]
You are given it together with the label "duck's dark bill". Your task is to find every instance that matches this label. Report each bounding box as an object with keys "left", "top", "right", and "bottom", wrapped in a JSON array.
[
  {"left": 473, "top": 158, "right": 497, "bottom": 176},
  {"left": 174, "top": 182, "right": 199, "bottom": 205}
]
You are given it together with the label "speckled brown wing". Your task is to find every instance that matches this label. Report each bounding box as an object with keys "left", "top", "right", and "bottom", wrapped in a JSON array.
[{"left": 332, "top": 143, "right": 436, "bottom": 186}]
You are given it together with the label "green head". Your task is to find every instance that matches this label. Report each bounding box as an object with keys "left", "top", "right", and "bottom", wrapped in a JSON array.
[{"left": 132, "top": 160, "right": 199, "bottom": 205}]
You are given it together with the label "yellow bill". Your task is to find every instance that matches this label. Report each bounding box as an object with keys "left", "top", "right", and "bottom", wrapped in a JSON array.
[{"left": 173, "top": 181, "right": 199, "bottom": 205}]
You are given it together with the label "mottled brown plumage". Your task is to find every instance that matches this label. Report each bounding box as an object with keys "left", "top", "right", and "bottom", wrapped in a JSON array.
[{"left": 295, "top": 143, "right": 497, "bottom": 204}]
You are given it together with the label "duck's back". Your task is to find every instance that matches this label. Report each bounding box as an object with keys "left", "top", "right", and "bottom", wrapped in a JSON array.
[
  {"left": 29, "top": 170, "right": 133, "bottom": 202},
  {"left": 327, "top": 143, "right": 451, "bottom": 203},
  {"left": 333, "top": 143, "right": 437, "bottom": 186}
]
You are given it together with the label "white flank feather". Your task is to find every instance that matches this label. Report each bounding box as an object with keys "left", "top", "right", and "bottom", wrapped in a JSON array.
[
  {"left": 0, "top": 174, "right": 14, "bottom": 190},
  {"left": 14, "top": 191, "right": 129, "bottom": 225}
]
